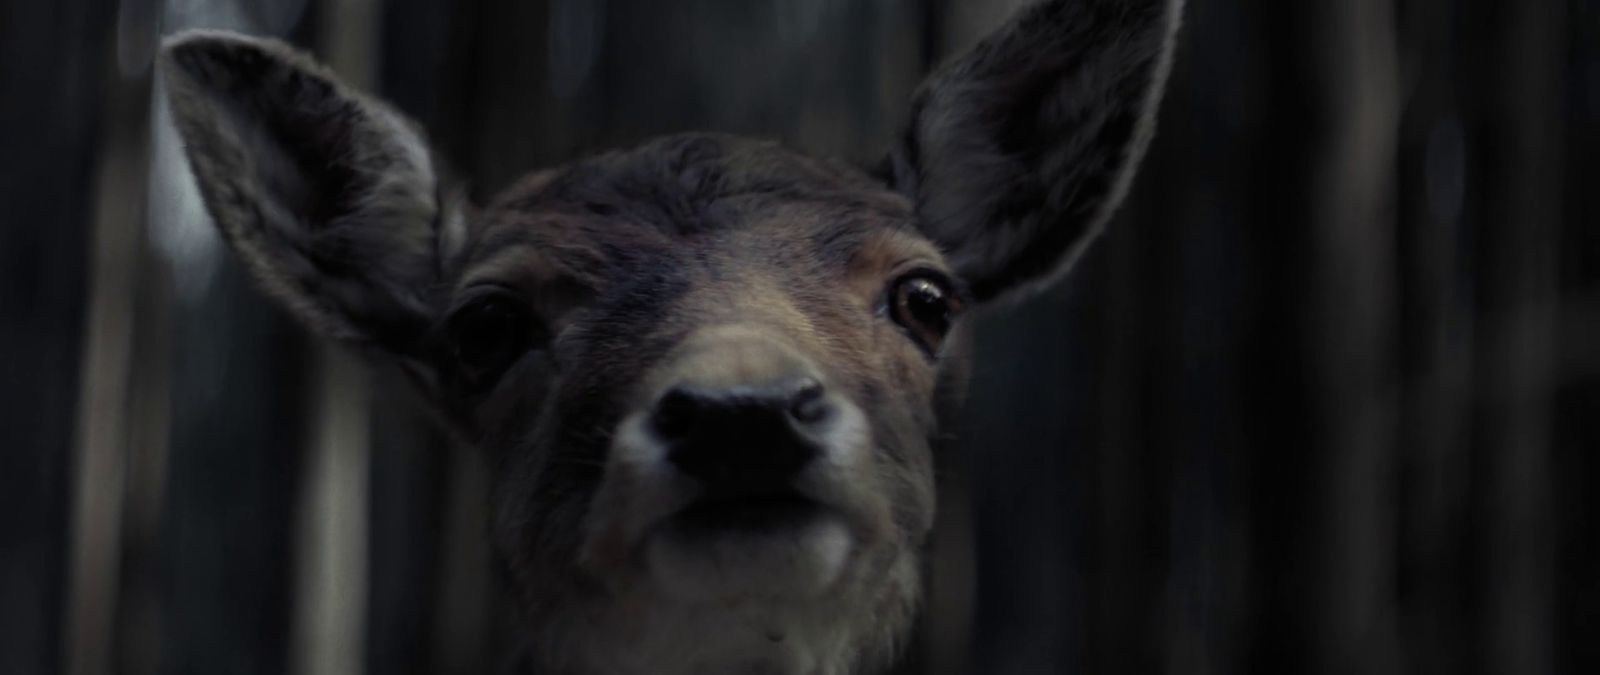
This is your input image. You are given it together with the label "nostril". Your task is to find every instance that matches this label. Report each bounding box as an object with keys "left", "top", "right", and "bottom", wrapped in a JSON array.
[
  {"left": 788, "top": 379, "right": 832, "bottom": 426},
  {"left": 651, "top": 387, "right": 700, "bottom": 440}
]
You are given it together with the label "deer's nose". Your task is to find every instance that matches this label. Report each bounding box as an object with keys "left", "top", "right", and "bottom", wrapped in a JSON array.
[{"left": 652, "top": 377, "right": 834, "bottom": 490}]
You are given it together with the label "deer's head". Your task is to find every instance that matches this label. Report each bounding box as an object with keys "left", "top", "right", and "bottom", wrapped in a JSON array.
[{"left": 158, "top": 1, "right": 1180, "bottom": 672}]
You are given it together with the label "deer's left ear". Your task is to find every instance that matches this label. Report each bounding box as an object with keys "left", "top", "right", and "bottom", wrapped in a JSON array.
[{"left": 889, "top": 0, "right": 1183, "bottom": 303}]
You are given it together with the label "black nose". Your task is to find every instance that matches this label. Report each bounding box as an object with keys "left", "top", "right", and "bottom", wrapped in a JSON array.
[{"left": 652, "top": 377, "right": 834, "bottom": 491}]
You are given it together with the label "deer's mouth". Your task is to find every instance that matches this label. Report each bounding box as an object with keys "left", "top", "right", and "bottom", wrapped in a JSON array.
[
  {"left": 644, "top": 488, "right": 854, "bottom": 601},
  {"left": 671, "top": 491, "right": 823, "bottom": 533},
  {"left": 586, "top": 404, "right": 872, "bottom": 600}
]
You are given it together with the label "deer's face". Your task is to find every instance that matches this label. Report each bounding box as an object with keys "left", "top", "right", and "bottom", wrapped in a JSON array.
[
  {"left": 159, "top": 2, "right": 1180, "bottom": 672},
  {"left": 456, "top": 137, "right": 962, "bottom": 666}
]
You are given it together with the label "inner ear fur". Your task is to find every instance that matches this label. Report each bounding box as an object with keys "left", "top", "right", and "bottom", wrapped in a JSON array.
[
  {"left": 890, "top": 0, "right": 1184, "bottom": 303},
  {"left": 159, "top": 30, "right": 452, "bottom": 352}
]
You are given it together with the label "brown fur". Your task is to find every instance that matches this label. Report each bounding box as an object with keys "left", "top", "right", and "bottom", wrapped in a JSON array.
[{"left": 466, "top": 136, "right": 945, "bottom": 672}]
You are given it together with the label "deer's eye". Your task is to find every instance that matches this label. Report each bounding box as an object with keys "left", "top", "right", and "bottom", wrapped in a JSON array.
[
  {"left": 889, "top": 274, "right": 962, "bottom": 354},
  {"left": 447, "top": 292, "right": 538, "bottom": 388}
]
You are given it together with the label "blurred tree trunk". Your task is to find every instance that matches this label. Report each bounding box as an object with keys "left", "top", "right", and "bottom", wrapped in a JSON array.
[
  {"left": 1467, "top": 1, "right": 1563, "bottom": 674},
  {"left": 1245, "top": 1, "right": 1401, "bottom": 674},
  {"left": 1102, "top": 3, "right": 1259, "bottom": 672},
  {"left": 64, "top": 23, "right": 156, "bottom": 674},
  {"left": 150, "top": 234, "right": 313, "bottom": 675},
  {"left": 1301, "top": 2, "right": 1402, "bottom": 674},
  {"left": 1394, "top": 0, "right": 1475, "bottom": 672},
  {"left": 0, "top": 2, "right": 115, "bottom": 673},
  {"left": 1554, "top": 4, "right": 1600, "bottom": 674}
]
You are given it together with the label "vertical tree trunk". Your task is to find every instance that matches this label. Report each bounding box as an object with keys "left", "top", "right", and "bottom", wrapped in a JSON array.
[
  {"left": 1247, "top": 0, "right": 1401, "bottom": 673},
  {"left": 1553, "top": 5, "right": 1600, "bottom": 674},
  {"left": 1471, "top": 1, "right": 1563, "bottom": 673},
  {"left": 1394, "top": 0, "right": 1475, "bottom": 672},
  {"left": 1303, "top": 2, "right": 1402, "bottom": 674},
  {"left": 64, "top": 21, "right": 156, "bottom": 672}
]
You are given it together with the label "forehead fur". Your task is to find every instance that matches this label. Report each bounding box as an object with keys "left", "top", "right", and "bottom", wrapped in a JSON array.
[
  {"left": 458, "top": 133, "right": 920, "bottom": 276},
  {"left": 508, "top": 133, "right": 906, "bottom": 224}
]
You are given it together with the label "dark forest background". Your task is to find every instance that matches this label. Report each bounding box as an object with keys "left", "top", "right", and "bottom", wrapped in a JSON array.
[{"left": 3, "top": 0, "right": 1597, "bottom": 673}]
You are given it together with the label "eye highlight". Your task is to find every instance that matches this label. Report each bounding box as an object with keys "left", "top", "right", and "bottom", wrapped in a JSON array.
[
  {"left": 445, "top": 289, "right": 540, "bottom": 390},
  {"left": 888, "top": 273, "right": 962, "bottom": 354}
]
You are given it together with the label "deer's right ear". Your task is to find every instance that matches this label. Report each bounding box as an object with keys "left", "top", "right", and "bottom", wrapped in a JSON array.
[{"left": 159, "top": 30, "right": 460, "bottom": 354}]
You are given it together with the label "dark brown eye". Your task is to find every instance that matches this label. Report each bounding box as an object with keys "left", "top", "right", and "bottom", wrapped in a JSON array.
[
  {"left": 446, "top": 292, "right": 537, "bottom": 388},
  {"left": 890, "top": 274, "right": 961, "bottom": 354}
]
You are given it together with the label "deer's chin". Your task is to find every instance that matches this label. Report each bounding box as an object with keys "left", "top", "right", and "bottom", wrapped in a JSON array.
[{"left": 644, "top": 507, "right": 854, "bottom": 602}]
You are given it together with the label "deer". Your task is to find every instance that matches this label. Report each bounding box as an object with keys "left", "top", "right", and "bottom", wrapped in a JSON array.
[{"left": 157, "top": 0, "right": 1181, "bottom": 672}]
